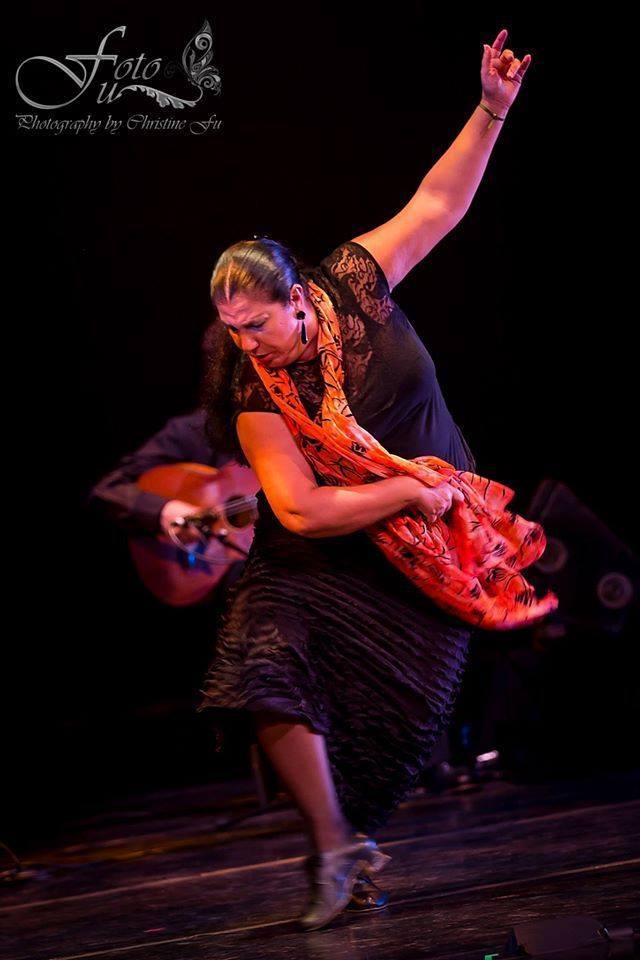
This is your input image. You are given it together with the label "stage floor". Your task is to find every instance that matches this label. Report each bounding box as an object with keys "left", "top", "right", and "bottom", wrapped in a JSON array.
[{"left": 3, "top": 768, "right": 639, "bottom": 959}]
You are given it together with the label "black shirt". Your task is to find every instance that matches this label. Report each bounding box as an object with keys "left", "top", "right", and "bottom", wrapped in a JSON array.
[{"left": 230, "top": 240, "right": 476, "bottom": 473}]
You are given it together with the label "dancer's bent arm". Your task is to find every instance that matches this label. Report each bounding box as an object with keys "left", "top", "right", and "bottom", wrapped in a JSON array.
[{"left": 236, "top": 412, "right": 460, "bottom": 537}]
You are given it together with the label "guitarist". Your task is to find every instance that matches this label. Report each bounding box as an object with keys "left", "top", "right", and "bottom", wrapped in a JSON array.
[
  {"left": 88, "top": 405, "right": 247, "bottom": 593},
  {"left": 89, "top": 320, "right": 249, "bottom": 592}
]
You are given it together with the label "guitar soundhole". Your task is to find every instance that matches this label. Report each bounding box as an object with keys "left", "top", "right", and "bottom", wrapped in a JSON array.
[{"left": 224, "top": 495, "right": 258, "bottom": 529}]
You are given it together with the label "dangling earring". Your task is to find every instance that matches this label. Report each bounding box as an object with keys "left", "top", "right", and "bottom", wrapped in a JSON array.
[{"left": 296, "top": 310, "right": 308, "bottom": 344}]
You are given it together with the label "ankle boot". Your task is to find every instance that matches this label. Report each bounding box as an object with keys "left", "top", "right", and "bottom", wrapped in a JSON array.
[
  {"left": 298, "top": 837, "right": 390, "bottom": 931},
  {"left": 347, "top": 832, "right": 392, "bottom": 910}
]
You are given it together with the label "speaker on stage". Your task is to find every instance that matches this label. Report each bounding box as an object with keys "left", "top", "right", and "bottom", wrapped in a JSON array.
[
  {"left": 525, "top": 478, "right": 638, "bottom": 636},
  {"left": 503, "top": 913, "right": 638, "bottom": 957},
  {"left": 454, "top": 478, "right": 640, "bottom": 777}
]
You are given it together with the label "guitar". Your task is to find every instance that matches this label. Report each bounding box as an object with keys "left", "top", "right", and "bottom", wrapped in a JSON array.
[{"left": 128, "top": 461, "right": 260, "bottom": 607}]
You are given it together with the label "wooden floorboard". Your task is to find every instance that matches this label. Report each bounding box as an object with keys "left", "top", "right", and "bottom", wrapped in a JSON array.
[{"left": 3, "top": 770, "right": 639, "bottom": 960}]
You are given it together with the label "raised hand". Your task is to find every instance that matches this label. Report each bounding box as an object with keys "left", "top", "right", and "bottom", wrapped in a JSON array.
[{"left": 481, "top": 28, "right": 531, "bottom": 114}]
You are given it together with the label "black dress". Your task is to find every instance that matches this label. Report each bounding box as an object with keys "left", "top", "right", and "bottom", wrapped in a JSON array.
[{"left": 196, "top": 241, "right": 477, "bottom": 834}]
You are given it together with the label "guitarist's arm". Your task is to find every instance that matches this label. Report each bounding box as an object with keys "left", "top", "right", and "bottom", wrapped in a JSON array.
[{"left": 88, "top": 408, "right": 224, "bottom": 534}]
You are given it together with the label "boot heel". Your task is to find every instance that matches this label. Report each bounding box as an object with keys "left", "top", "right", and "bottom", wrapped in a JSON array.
[{"left": 347, "top": 873, "right": 390, "bottom": 911}]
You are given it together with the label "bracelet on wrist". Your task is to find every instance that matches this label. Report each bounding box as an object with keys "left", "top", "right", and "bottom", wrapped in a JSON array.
[{"left": 479, "top": 101, "right": 508, "bottom": 122}]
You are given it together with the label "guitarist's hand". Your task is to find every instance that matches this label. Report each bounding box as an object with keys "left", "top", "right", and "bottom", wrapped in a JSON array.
[{"left": 160, "top": 499, "right": 202, "bottom": 543}]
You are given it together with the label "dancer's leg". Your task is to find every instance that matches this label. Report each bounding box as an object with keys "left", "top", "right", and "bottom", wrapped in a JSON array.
[{"left": 254, "top": 709, "right": 352, "bottom": 852}]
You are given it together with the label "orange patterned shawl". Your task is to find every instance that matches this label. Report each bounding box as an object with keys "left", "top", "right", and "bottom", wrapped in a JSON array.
[{"left": 249, "top": 279, "right": 559, "bottom": 630}]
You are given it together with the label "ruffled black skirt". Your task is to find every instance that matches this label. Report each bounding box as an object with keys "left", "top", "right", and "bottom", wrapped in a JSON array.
[{"left": 196, "top": 494, "right": 473, "bottom": 834}]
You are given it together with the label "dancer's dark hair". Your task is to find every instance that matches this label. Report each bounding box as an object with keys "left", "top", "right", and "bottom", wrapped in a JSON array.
[{"left": 200, "top": 235, "right": 342, "bottom": 466}]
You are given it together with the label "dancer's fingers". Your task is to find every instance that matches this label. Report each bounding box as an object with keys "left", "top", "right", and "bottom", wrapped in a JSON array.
[
  {"left": 506, "top": 57, "right": 521, "bottom": 80},
  {"left": 515, "top": 54, "right": 532, "bottom": 79},
  {"left": 491, "top": 28, "right": 508, "bottom": 54}
]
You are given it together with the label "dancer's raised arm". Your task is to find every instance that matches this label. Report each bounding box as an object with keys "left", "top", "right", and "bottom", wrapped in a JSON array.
[{"left": 352, "top": 27, "right": 531, "bottom": 291}]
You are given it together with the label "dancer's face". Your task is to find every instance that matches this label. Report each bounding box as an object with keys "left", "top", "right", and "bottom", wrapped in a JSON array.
[{"left": 216, "top": 283, "right": 315, "bottom": 367}]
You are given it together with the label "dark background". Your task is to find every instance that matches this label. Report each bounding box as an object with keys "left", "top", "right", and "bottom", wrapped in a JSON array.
[{"left": 8, "top": 4, "right": 635, "bottom": 848}]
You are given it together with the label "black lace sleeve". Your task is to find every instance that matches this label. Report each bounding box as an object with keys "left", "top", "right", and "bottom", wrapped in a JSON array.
[
  {"left": 230, "top": 353, "right": 281, "bottom": 432},
  {"left": 319, "top": 240, "right": 394, "bottom": 326}
]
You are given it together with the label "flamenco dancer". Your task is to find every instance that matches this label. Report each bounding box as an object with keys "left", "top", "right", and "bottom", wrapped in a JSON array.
[{"left": 196, "top": 29, "right": 557, "bottom": 931}]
